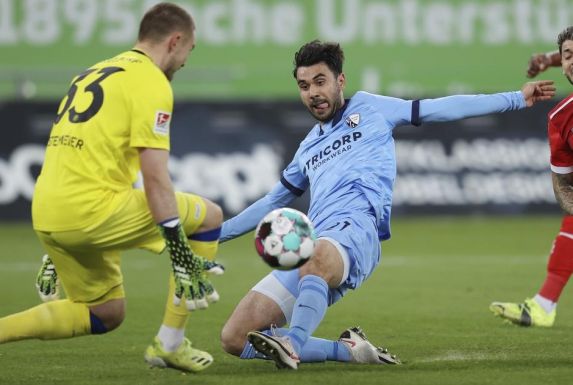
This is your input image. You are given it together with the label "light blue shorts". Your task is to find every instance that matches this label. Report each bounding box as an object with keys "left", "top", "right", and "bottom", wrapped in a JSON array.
[{"left": 252, "top": 211, "right": 381, "bottom": 322}]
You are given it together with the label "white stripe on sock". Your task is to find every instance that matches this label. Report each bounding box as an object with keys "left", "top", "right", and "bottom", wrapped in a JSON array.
[
  {"left": 157, "top": 325, "right": 185, "bottom": 352},
  {"left": 533, "top": 294, "right": 556, "bottom": 314}
]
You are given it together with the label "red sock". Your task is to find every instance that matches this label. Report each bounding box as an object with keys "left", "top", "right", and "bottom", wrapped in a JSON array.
[{"left": 538, "top": 216, "right": 573, "bottom": 302}]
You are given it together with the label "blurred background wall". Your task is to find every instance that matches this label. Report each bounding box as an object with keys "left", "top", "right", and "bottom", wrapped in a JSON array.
[{"left": 0, "top": 0, "right": 569, "bottom": 220}]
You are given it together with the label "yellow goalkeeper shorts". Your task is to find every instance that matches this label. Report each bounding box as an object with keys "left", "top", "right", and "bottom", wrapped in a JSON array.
[{"left": 35, "top": 190, "right": 207, "bottom": 305}]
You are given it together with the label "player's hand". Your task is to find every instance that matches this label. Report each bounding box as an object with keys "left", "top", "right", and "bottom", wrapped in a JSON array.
[
  {"left": 161, "top": 223, "right": 224, "bottom": 311},
  {"left": 171, "top": 254, "right": 225, "bottom": 310},
  {"left": 35, "top": 254, "right": 60, "bottom": 302},
  {"left": 526, "top": 53, "right": 554, "bottom": 78},
  {"left": 521, "top": 80, "right": 556, "bottom": 107},
  {"left": 196, "top": 261, "right": 225, "bottom": 307}
]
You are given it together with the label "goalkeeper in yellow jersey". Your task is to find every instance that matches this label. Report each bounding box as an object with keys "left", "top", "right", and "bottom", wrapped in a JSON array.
[{"left": 0, "top": 2, "right": 224, "bottom": 373}]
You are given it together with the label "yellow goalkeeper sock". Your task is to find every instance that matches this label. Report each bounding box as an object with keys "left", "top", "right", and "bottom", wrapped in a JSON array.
[
  {"left": 0, "top": 300, "right": 91, "bottom": 344},
  {"left": 162, "top": 272, "right": 190, "bottom": 329},
  {"left": 188, "top": 238, "right": 219, "bottom": 262}
]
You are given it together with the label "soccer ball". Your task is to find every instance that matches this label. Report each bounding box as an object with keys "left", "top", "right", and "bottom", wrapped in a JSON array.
[{"left": 254, "top": 208, "right": 317, "bottom": 270}]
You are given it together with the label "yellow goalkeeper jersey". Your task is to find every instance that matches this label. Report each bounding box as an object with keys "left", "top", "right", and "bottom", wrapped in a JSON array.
[{"left": 33, "top": 49, "right": 173, "bottom": 231}]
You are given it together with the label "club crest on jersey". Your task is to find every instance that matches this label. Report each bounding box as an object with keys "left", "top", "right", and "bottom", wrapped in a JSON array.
[
  {"left": 345, "top": 113, "right": 360, "bottom": 128},
  {"left": 154, "top": 111, "right": 171, "bottom": 135}
]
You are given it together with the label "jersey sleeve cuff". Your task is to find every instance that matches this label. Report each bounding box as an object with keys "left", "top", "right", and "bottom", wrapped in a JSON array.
[
  {"left": 280, "top": 175, "right": 306, "bottom": 196},
  {"left": 411, "top": 100, "right": 421, "bottom": 126},
  {"left": 512, "top": 91, "right": 527, "bottom": 110},
  {"left": 550, "top": 164, "right": 573, "bottom": 174}
]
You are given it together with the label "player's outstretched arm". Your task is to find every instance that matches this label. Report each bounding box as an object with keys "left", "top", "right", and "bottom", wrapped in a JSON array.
[
  {"left": 139, "top": 148, "right": 223, "bottom": 310},
  {"left": 521, "top": 80, "right": 556, "bottom": 107},
  {"left": 220, "top": 181, "right": 297, "bottom": 242},
  {"left": 527, "top": 51, "right": 561, "bottom": 78},
  {"left": 416, "top": 80, "right": 555, "bottom": 124}
]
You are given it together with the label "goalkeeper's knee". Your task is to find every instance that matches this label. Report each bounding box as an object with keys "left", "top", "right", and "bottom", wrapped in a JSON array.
[{"left": 89, "top": 298, "right": 126, "bottom": 333}]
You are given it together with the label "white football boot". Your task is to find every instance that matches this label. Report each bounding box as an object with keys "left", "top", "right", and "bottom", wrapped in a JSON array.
[
  {"left": 338, "top": 326, "right": 401, "bottom": 365},
  {"left": 247, "top": 331, "right": 300, "bottom": 370}
]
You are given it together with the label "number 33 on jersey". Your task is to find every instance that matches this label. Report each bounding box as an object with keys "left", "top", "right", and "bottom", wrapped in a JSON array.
[{"left": 33, "top": 49, "right": 174, "bottom": 232}]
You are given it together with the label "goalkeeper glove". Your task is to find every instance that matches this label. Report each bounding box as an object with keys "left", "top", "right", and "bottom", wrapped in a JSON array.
[
  {"left": 36, "top": 254, "right": 60, "bottom": 302},
  {"left": 160, "top": 220, "right": 224, "bottom": 311}
]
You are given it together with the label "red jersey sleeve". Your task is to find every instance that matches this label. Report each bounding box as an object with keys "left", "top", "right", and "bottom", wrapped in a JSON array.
[{"left": 549, "top": 94, "right": 573, "bottom": 174}]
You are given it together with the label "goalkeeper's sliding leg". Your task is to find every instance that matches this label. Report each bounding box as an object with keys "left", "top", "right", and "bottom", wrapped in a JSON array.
[
  {"left": 0, "top": 297, "right": 124, "bottom": 344},
  {"left": 0, "top": 245, "right": 126, "bottom": 343}
]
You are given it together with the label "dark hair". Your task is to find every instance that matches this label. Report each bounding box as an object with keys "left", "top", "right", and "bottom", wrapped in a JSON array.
[
  {"left": 138, "top": 2, "right": 195, "bottom": 43},
  {"left": 557, "top": 26, "right": 573, "bottom": 53},
  {"left": 293, "top": 40, "right": 345, "bottom": 78}
]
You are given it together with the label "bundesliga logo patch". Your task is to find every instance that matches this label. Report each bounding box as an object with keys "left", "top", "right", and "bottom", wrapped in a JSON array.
[
  {"left": 154, "top": 111, "right": 171, "bottom": 135},
  {"left": 345, "top": 113, "right": 360, "bottom": 128}
]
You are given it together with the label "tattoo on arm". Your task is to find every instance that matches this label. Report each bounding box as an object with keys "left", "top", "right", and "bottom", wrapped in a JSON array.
[{"left": 552, "top": 172, "right": 573, "bottom": 214}]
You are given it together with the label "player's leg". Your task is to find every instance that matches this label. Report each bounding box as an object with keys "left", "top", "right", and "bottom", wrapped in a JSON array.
[
  {"left": 0, "top": 299, "right": 92, "bottom": 344},
  {"left": 270, "top": 326, "right": 399, "bottom": 364},
  {"left": 536, "top": 215, "right": 573, "bottom": 311},
  {"left": 220, "top": 281, "right": 288, "bottom": 357},
  {"left": 286, "top": 239, "right": 344, "bottom": 348},
  {"left": 245, "top": 213, "right": 399, "bottom": 368},
  {"left": 224, "top": 268, "right": 397, "bottom": 365},
  {"left": 26, "top": 190, "right": 221, "bottom": 370},
  {"left": 144, "top": 193, "right": 223, "bottom": 372},
  {"left": 0, "top": 232, "right": 125, "bottom": 344},
  {"left": 221, "top": 269, "right": 349, "bottom": 362},
  {"left": 229, "top": 280, "right": 351, "bottom": 364},
  {"left": 245, "top": 239, "right": 346, "bottom": 368},
  {"left": 156, "top": 195, "right": 222, "bottom": 338},
  {"left": 242, "top": 271, "right": 398, "bottom": 366},
  {"left": 490, "top": 215, "right": 573, "bottom": 326}
]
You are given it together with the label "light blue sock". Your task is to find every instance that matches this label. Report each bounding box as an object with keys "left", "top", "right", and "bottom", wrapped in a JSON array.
[
  {"left": 240, "top": 341, "right": 256, "bottom": 359},
  {"left": 239, "top": 327, "right": 351, "bottom": 362},
  {"left": 240, "top": 341, "right": 267, "bottom": 359},
  {"left": 286, "top": 274, "right": 329, "bottom": 354},
  {"left": 276, "top": 327, "right": 350, "bottom": 362},
  {"left": 300, "top": 337, "right": 351, "bottom": 362}
]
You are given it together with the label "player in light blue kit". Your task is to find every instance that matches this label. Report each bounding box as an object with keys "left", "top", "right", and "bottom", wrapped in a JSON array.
[{"left": 219, "top": 40, "right": 555, "bottom": 369}]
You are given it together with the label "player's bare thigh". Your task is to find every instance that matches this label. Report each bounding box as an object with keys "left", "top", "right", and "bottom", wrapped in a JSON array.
[
  {"left": 299, "top": 239, "right": 345, "bottom": 288},
  {"left": 196, "top": 197, "right": 223, "bottom": 232},
  {"left": 220, "top": 290, "right": 286, "bottom": 356},
  {"left": 88, "top": 298, "right": 126, "bottom": 331}
]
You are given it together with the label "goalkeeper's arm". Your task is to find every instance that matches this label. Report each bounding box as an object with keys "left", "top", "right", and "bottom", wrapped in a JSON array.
[
  {"left": 139, "top": 148, "right": 221, "bottom": 310},
  {"left": 138, "top": 147, "right": 180, "bottom": 226}
]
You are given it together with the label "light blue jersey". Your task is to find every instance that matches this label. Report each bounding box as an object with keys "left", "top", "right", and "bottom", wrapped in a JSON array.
[
  {"left": 222, "top": 90, "right": 525, "bottom": 293},
  {"left": 221, "top": 90, "right": 526, "bottom": 245},
  {"left": 282, "top": 91, "right": 408, "bottom": 241},
  {"left": 221, "top": 89, "right": 526, "bottom": 304},
  {"left": 227, "top": 88, "right": 528, "bottom": 362}
]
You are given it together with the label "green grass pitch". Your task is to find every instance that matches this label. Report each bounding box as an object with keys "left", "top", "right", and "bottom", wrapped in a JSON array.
[{"left": 1, "top": 216, "right": 572, "bottom": 385}]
